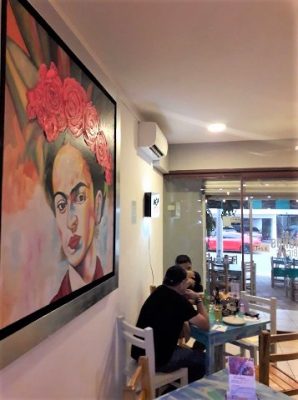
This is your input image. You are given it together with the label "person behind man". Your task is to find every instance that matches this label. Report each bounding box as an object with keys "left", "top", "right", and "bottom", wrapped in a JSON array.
[
  {"left": 175, "top": 254, "right": 203, "bottom": 293},
  {"left": 131, "top": 265, "right": 209, "bottom": 383}
]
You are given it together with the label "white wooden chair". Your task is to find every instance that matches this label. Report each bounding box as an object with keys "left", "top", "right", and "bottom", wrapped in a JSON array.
[
  {"left": 117, "top": 316, "right": 188, "bottom": 398},
  {"left": 228, "top": 291, "right": 277, "bottom": 364}
]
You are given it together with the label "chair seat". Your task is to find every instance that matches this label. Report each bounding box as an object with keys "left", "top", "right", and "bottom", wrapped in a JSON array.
[
  {"left": 256, "top": 364, "right": 298, "bottom": 395},
  {"left": 154, "top": 368, "right": 188, "bottom": 391},
  {"left": 236, "top": 335, "right": 258, "bottom": 347},
  {"left": 126, "top": 358, "right": 187, "bottom": 392}
]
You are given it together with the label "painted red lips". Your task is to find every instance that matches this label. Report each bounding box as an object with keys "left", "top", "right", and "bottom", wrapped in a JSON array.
[{"left": 68, "top": 234, "right": 81, "bottom": 250}]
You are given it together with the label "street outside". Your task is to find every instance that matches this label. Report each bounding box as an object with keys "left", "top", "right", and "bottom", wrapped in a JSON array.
[{"left": 208, "top": 240, "right": 297, "bottom": 277}]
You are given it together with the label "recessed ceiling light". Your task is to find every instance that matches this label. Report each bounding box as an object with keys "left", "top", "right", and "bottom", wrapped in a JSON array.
[
  {"left": 295, "top": 145, "right": 298, "bottom": 151},
  {"left": 207, "top": 123, "right": 226, "bottom": 133}
]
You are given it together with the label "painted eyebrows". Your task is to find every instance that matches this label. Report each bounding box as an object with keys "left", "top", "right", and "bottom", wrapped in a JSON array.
[{"left": 53, "top": 182, "right": 89, "bottom": 201}]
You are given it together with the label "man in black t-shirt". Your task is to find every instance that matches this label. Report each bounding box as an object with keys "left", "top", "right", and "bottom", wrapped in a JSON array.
[
  {"left": 175, "top": 254, "right": 203, "bottom": 293},
  {"left": 131, "top": 265, "right": 209, "bottom": 383}
]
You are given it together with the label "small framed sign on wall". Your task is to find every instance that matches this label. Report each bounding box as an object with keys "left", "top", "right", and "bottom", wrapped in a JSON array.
[
  {"left": 0, "top": 0, "right": 118, "bottom": 367},
  {"left": 144, "top": 192, "right": 160, "bottom": 218}
]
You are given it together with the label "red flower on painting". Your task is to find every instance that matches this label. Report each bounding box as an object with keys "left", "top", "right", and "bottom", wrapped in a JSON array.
[
  {"left": 63, "top": 77, "right": 87, "bottom": 137},
  {"left": 104, "top": 153, "right": 113, "bottom": 185},
  {"left": 83, "top": 103, "right": 100, "bottom": 144},
  {"left": 93, "top": 131, "right": 109, "bottom": 166},
  {"left": 26, "top": 62, "right": 113, "bottom": 185},
  {"left": 26, "top": 62, "right": 66, "bottom": 142}
]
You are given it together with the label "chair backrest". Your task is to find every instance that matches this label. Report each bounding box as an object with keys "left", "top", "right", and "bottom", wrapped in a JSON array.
[
  {"left": 240, "top": 291, "right": 276, "bottom": 334},
  {"left": 117, "top": 316, "right": 155, "bottom": 395},
  {"left": 123, "top": 356, "right": 153, "bottom": 400},
  {"left": 271, "top": 256, "right": 287, "bottom": 267},
  {"left": 149, "top": 285, "right": 157, "bottom": 294},
  {"left": 210, "top": 261, "right": 229, "bottom": 291},
  {"left": 259, "top": 330, "right": 298, "bottom": 394},
  {"left": 243, "top": 261, "right": 256, "bottom": 295}
]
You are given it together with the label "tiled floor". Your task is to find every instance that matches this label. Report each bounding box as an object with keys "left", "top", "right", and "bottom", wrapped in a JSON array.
[{"left": 256, "top": 275, "right": 297, "bottom": 310}]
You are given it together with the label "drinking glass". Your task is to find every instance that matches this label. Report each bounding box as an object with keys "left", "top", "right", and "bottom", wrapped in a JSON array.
[{"left": 214, "top": 304, "right": 223, "bottom": 322}]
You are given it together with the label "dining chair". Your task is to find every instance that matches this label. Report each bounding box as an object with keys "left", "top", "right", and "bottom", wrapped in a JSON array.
[
  {"left": 117, "top": 316, "right": 188, "bottom": 398},
  {"left": 285, "top": 259, "right": 298, "bottom": 302},
  {"left": 227, "top": 255, "right": 237, "bottom": 264},
  {"left": 210, "top": 261, "right": 229, "bottom": 293},
  {"left": 244, "top": 261, "right": 256, "bottom": 295},
  {"left": 149, "top": 285, "right": 157, "bottom": 294},
  {"left": 123, "top": 356, "right": 153, "bottom": 400},
  {"left": 271, "top": 256, "right": 288, "bottom": 287},
  {"left": 257, "top": 330, "right": 298, "bottom": 396},
  {"left": 228, "top": 291, "right": 277, "bottom": 364}
]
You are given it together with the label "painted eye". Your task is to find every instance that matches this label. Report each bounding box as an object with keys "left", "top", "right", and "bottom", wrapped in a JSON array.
[
  {"left": 75, "top": 192, "right": 86, "bottom": 203},
  {"left": 56, "top": 200, "right": 67, "bottom": 213}
]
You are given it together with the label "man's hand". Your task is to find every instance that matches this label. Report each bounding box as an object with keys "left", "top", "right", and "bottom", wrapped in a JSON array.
[
  {"left": 186, "top": 290, "right": 210, "bottom": 331},
  {"left": 184, "top": 288, "right": 202, "bottom": 302}
]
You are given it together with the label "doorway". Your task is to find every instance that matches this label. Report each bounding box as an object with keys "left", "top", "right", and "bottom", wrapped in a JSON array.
[{"left": 163, "top": 173, "right": 298, "bottom": 309}]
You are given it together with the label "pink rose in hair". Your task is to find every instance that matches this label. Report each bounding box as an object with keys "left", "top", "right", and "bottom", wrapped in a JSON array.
[
  {"left": 26, "top": 62, "right": 113, "bottom": 185},
  {"left": 26, "top": 63, "right": 65, "bottom": 141},
  {"left": 93, "top": 131, "right": 110, "bottom": 168},
  {"left": 63, "top": 77, "right": 87, "bottom": 137},
  {"left": 42, "top": 63, "right": 66, "bottom": 134},
  {"left": 43, "top": 114, "right": 59, "bottom": 143},
  {"left": 104, "top": 154, "right": 113, "bottom": 185},
  {"left": 83, "top": 103, "right": 100, "bottom": 144}
]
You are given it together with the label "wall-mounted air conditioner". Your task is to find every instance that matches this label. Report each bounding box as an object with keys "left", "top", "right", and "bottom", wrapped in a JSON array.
[{"left": 138, "top": 122, "right": 168, "bottom": 161}]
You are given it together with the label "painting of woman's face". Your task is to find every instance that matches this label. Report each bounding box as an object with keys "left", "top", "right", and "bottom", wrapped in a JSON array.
[{"left": 52, "top": 144, "right": 99, "bottom": 268}]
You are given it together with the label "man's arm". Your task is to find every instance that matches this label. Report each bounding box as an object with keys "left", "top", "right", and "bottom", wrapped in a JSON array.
[{"left": 185, "top": 289, "right": 210, "bottom": 331}]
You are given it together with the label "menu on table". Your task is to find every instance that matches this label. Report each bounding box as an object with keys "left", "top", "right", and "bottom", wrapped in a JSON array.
[{"left": 226, "top": 356, "right": 257, "bottom": 400}]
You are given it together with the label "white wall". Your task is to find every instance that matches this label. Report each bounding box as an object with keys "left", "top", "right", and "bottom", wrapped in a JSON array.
[
  {"left": 0, "top": 2, "right": 164, "bottom": 399},
  {"left": 169, "top": 139, "right": 298, "bottom": 171},
  {"left": 0, "top": 101, "right": 164, "bottom": 400}
]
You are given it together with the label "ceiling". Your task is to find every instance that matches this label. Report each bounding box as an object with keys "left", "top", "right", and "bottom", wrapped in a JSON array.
[{"left": 50, "top": 0, "right": 297, "bottom": 145}]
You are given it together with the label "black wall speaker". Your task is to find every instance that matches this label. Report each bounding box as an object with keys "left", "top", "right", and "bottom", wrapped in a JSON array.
[{"left": 144, "top": 192, "right": 160, "bottom": 217}]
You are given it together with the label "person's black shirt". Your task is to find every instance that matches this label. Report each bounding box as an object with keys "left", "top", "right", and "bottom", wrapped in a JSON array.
[{"left": 131, "top": 285, "right": 196, "bottom": 367}]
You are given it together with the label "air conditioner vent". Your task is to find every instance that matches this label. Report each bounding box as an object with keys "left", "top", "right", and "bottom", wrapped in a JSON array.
[{"left": 150, "top": 145, "right": 164, "bottom": 158}]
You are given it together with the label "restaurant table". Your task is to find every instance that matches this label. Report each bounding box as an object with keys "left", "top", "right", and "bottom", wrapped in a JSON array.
[
  {"left": 191, "top": 316, "right": 270, "bottom": 375},
  {"left": 156, "top": 369, "right": 290, "bottom": 399}
]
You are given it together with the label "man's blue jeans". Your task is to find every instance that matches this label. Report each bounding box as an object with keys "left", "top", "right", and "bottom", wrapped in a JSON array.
[{"left": 156, "top": 345, "right": 206, "bottom": 383}]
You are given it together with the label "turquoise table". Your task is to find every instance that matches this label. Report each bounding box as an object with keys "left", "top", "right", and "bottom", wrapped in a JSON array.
[
  {"left": 157, "top": 369, "right": 290, "bottom": 399},
  {"left": 191, "top": 317, "right": 269, "bottom": 375}
]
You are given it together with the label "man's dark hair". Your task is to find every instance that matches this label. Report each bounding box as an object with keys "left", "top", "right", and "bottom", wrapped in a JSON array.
[
  {"left": 163, "top": 265, "right": 187, "bottom": 286},
  {"left": 175, "top": 254, "right": 192, "bottom": 265}
]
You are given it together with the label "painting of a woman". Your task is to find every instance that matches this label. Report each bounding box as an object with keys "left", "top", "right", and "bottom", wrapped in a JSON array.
[
  {"left": 1, "top": 0, "right": 116, "bottom": 334},
  {"left": 26, "top": 62, "right": 113, "bottom": 303}
]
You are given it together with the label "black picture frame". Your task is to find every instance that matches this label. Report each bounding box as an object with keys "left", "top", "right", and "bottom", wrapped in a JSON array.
[{"left": 0, "top": 0, "right": 119, "bottom": 368}]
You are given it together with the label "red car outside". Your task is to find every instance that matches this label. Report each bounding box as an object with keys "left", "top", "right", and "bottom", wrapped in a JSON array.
[{"left": 206, "top": 230, "right": 261, "bottom": 253}]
